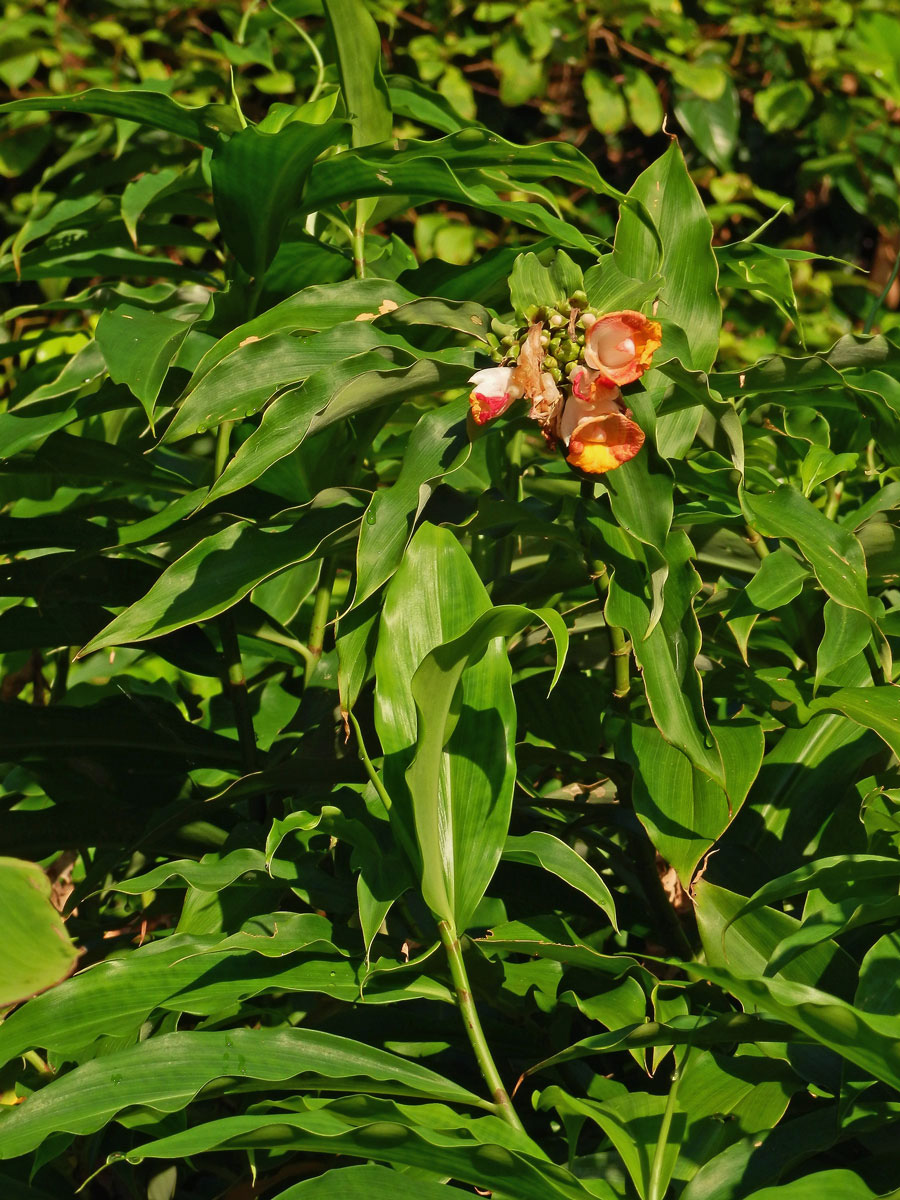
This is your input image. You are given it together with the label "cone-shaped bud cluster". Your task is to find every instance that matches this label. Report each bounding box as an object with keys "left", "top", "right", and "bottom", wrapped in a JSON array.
[{"left": 472, "top": 294, "right": 661, "bottom": 475}]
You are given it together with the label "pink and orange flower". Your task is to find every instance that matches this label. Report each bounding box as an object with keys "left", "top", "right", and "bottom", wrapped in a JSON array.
[{"left": 467, "top": 305, "right": 659, "bottom": 475}]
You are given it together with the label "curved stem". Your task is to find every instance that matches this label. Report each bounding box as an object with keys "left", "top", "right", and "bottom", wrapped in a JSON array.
[
  {"left": 744, "top": 522, "right": 770, "bottom": 561},
  {"left": 304, "top": 558, "right": 338, "bottom": 689},
  {"left": 437, "top": 920, "right": 525, "bottom": 1133},
  {"left": 348, "top": 710, "right": 392, "bottom": 815},
  {"left": 270, "top": 2, "right": 326, "bottom": 103}
]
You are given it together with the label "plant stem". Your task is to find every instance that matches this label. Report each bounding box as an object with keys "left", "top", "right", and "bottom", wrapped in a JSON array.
[
  {"left": 578, "top": 481, "right": 631, "bottom": 705},
  {"left": 304, "top": 558, "right": 338, "bottom": 689},
  {"left": 215, "top": 420, "right": 233, "bottom": 479},
  {"left": 348, "top": 710, "right": 392, "bottom": 814},
  {"left": 823, "top": 479, "right": 843, "bottom": 522},
  {"left": 648, "top": 1055, "right": 686, "bottom": 1200},
  {"left": 236, "top": 0, "right": 263, "bottom": 46},
  {"left": 269, "top": 2, "right": 326, "bottom": 102},
  {"left": 437, "top": 920, "right": 525, "bottom": 1132},
  {"left": 590, "top": 562, "right": 632, "bottom": 704},
  {"left": 352, "top": 205, "right": 367, "bottom": 279},
  {"left": 744, "top": 522, "right": 769, "bottom": 561},
  {"left": 219, "top": 612, "right": 258, "bottom": 778}
]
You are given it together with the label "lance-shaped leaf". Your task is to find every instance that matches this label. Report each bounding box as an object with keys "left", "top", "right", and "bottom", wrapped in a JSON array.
[
  {"left": 78, "top": 490, "right": 364, "bottom": 655},
  {"left": 0, "top": 1028, "right": 485, "bottom": 1160},
  {"left": 205, "top": 353, "right": 471, "bottom": 504},
  {"left": 118, "top": 1096, "right": 605, "bottom": 1200},
  {"left": 613, "top": 139, "right": 720, "bottom": 372},
  {"left": 502, "top": 832, "right": 617, "bottom": 929},
  {"left": 324, "top": 0, "right": 392, "bottom": 149},
  {"left": 679, "top": 961, "right": 900, "bottom": 1094},
  {"left": 375, "top": 523, "right": 566, "bottom": 930},
  {"left": 0, "top": 89, "right": 241, "bottom": 146}
]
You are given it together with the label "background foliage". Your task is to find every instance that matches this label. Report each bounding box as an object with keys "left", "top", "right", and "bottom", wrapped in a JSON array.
[{"left": 1, "top": 1, "right": 900, "bottom": 1198}]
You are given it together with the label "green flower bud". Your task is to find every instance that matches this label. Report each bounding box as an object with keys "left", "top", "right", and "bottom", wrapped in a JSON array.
[
  {"left": 548, "top": 312, "right": 565, "bottom": 328},
  {"left": 523, "top": 304, "right": 540, "bottom": 323},
  {"left": 543, "top": 355, "right": 559, "bottom": 371},
  {"left": 548, "top": 366, "right": 563, "bottom": 383},
  {"left": 491, "top": 317, "right": 516, "bottom": 337},
  {"left": 570, "top": 289, "right": 588, "bottom": 308}
]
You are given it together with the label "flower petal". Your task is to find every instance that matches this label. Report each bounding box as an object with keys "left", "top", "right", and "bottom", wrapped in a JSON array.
[
  {"left": 583, "top": 310, "right": 662, "bottom": 386},
  {"left": 468, "top": 366, "right": 514, "bottom": 425},
  {"left": 566, "top": 412, "right": 645, "bottom": 474},
  {"left": 557, "top": 381, "right": 624, "bottom": 444}
]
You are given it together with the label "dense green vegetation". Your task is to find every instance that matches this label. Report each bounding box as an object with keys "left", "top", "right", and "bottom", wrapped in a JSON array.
[{"left": 1, "top": 1, "right": 900, "bottom": 1197}]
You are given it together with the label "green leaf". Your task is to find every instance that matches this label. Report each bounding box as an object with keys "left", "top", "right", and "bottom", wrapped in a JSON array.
[
  {"left": 502, "top": 832, "right": 617, "bottom": 929},
  {"left": 273, "top": 1165, "right": 461, "bottom": 1199},
  {"left": 162, "top": 324, "right": 406, "bottom": 444},
  {"left": 741, "top": 485, "right": 872, "bottom": 618},
  {"left": 352, "top": 398, "right": 471, "bottom": 610},
  {"left": 78, "top": 491, "right": 363, "bottom": 654},
  {"left": 727, "top": 855, "right": 900, "bottom": 928},
  {"left": 681, "top": 961, "right": 900, "bottom": 1094},
  {"left": 375, "top": 524, "right": 566, "bottom": 929},
  {"left": 206, "top": 354, "right": 471, "bottom": 504},
  {"left": 120, "top": 1097, "right": 604, "bottom": 1200},
  {"left": 0, "top": 929, "right": 443, "bottom": 1067},
  {"left": 694, "top": 879, "right": 857, "bottom": 990},
  {"left": 324, "top": 0, "right": 392, "bottom": 149},
  {"left": 600, "top": 515, "right": 723, "bottom": 785},
  {"left": 623, "top": 67, "right": 663, "bottom": 137},
  {"left": 629, "top": 720, "right": 764, "bottom": 884},
  {"left": 816, "top": 599, "right": 873, "bottom": 685},
  {"left": 528, "top": 1013, "right": 802, "bottom": 1075},
  {"left": 399, "top": 535, "right": 566, "bottom": 929},
  {"left": 211, "top": 121, "right": 342, "bottom": 280},
  {"left": 754, "top": 81, "right": 814, "bottom": 133},
  {"left": 674, "top": 80, "right": 739, "bottom": 171},
  {"left": 185, "top": 279, "right": 416, "bottom": 388},
  {"left": 584, "top": 255, "right": 663, "bottom": 313},
  {"left": 121, "top": 166, "right": 182, "bottom": 246},
  {"left": 0, "top": 1028, "right": 484, "bottom": 1160},
  {"left": 301, "top": 132, "right": 658, "bottom": 257},
  {"left": 613, "top": 140, "right": 720, "bottom": 372},
  {"left": 95, "top": 304, "right": 193, "bottom": 423},
  {"left": 744, "top": 1173, "right": 882, "bottom": 1200},
  {"left": 0, "top": 89, "right": 241, "bottom": 147},
  {"left": 0, "top": 858, "right": 77, "bottom": 1008},
  {"left": 583, "top": 69, "right": 627, "bottom": 136},
  {"left": 808, "top": 686, "right": 900, "bottom": 759}
]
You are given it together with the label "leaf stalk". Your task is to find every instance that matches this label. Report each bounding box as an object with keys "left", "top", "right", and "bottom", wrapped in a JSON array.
[{"left": 437, "top": 919, "right": 525, "bottom": 1133}]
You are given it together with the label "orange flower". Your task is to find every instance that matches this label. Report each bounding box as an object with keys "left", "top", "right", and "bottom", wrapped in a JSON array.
[
  {"left": 558, "top": 384, "right": 645, "bottom": 475},
  {"left": 583, "top": 310, "right": 661, "bottom": 387}
]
